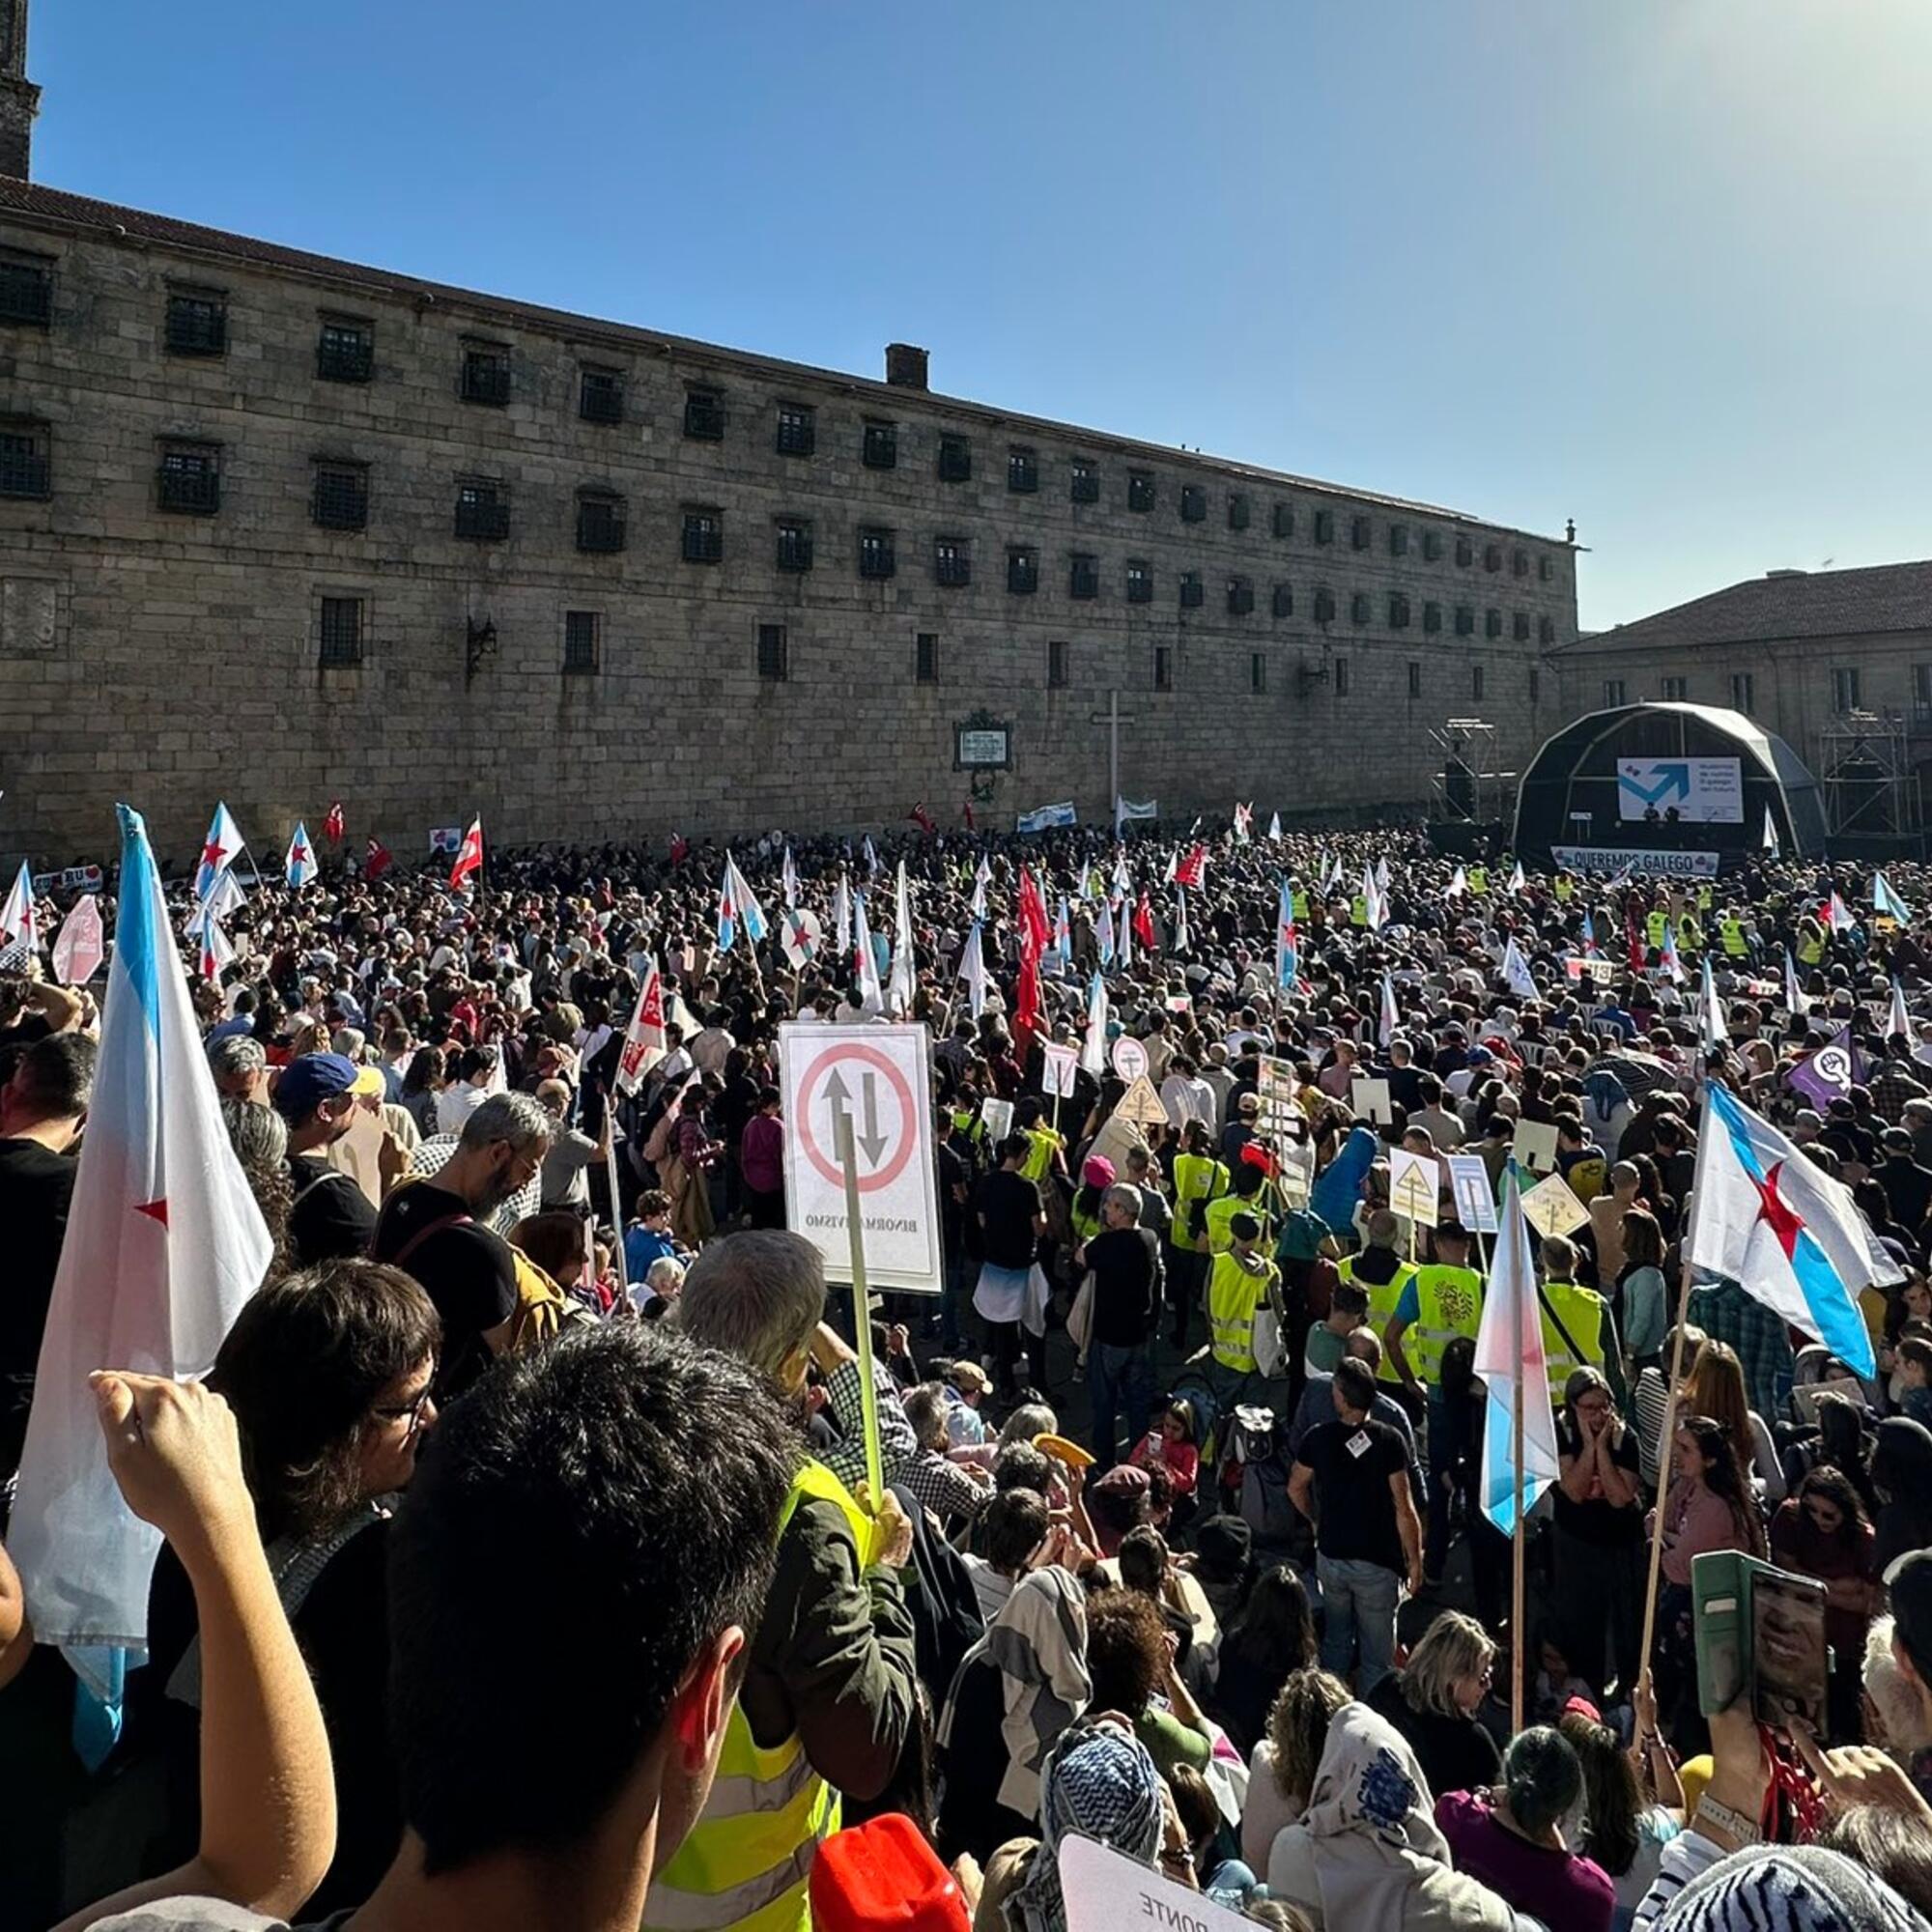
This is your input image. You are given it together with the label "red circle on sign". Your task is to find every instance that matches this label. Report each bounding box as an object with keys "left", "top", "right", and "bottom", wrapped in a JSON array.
[{"left": 797, "top": 1043, "right": 920, "bottom": 1193}]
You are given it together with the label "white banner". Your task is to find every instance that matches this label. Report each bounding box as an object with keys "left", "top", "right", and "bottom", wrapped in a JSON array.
[
  {"left": 1115, "top": 796, "right": 1157, "bottom": 824},
  {"left": 1016, "top": 802, "right": 1077, "bottom": 833},
  {"left": 1616, "top": 756, "right": 1743, "bottom": 824},
  {"left": 1552, "top": 843, "right": 1721, "bottom": 878}
]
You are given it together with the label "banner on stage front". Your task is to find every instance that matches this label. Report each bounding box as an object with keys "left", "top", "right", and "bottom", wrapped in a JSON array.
[
  {"left": 1616, "top": 756, "right": 1743, "bottom": 824},
  {"left": 1552, "top": 844, "right": 1720, "bottom": 878},
  {"left": 1016, "top": 802, "right": 1077, "bottom": 833}
]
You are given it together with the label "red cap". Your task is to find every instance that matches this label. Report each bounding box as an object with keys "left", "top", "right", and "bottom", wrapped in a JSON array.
[{"left": 809, "top": 1814, "right": 969, "bottom": 1932}]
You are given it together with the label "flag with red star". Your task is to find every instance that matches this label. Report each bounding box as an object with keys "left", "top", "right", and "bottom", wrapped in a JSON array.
[{"left": 284, "top": 820, "right": 318, "bottom": 890}]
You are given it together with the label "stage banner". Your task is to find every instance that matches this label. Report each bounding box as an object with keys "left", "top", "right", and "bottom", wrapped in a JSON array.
[
  {"left": 1616, "top": 756, "right": 1743, "bottom": 824},
  {"left": 1553, "top": 843, "right": 1720, "bottom": 878}
]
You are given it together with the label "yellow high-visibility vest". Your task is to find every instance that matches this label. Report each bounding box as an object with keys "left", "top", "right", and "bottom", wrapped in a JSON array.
[
  {"left": 1403, "top": 1264, "right": 1485, "bottom": 1386},
  {"left": 644, "top": 1458, "right": 877, "bottom": 1932},
  {"left": 1337, "top": 1253, "right": 1418, "bottom": 1384},
  {"left": 1720, "top": 917, "right": 1748, "bottom": 958},
  {"left": 1171, "top": 1152, "right": 1228, "bottom": 1252},
  {"left": 1209, "top": 1250, "right": 1279, "bottom": 1373},
  {"left": 1538, "top": 1281, "right": 1608, "bottom": 1404},
  {"left": 1646, "top": 909, "right": 1668, "bottom": 950},
  {"left": 1553, "top": 875, "right": 1574, "bottom": 903},
  {"left": 1468, "top": 866, "right": 1490, "bottom": 895}
]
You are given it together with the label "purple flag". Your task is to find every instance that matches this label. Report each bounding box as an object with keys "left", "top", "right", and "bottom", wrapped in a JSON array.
[{"left": 1786, "top": 1026, "right": 1863, "bottom": 1109}]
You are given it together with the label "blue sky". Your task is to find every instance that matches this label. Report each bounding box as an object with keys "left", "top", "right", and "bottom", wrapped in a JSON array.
[{"left": 27, "top": 1, "right": 1932, "bottom": 631}]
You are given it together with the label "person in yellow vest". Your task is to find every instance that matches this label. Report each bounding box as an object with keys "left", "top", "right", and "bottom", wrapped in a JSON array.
[
  {"left": 1645, "top": 905, "right": 1669, "bottom": 952},
  {"left": 1553, "top": 872, "right": 1574, "bottom": 904},
  {"left": 1719, "top": 911, "right": 1749, "bottom": 960},
  {"left": 1335, "top": 1208, "right": 1418, "bottom": 1394},
  {"left": 1468, "top": 864, "right": 1490, "bottom": 895},
  {"left": 1696, "top": 881, "right": 1715, "bottom": 916},
  {"left": 1797, "top": 911, "right": 1826, "bottom": 967},
  {"left": 1168, "top": 1119, "right": 1229, "bottom": 1350},
  {"left": 278, "top": 1323, "right": 806, "bottom": 1932},
  {"left": 1350, "top": 891, "right": 1369, "bottom": 927},
  {"left": 1208, "top": 1210, "right": 1285, "bottom": 1402},
  {"left": 1202, "top": 1152, "right": 1268, "bottom": 1255},
  {"left": 1381, "top": 1220, "right": 1486, "bottom": 1584},
  {"left": 1291, "top": 881, "right": 1311, "bottom": 923},
  {"left": 1675, "top": 907, "right": 1704, "bottom": 952},
  {"left": 651, "top": 1232, "right": 920, "bottom": 1932},
  {"left": 1535, "top": 1233, "right": 1622, "bottom": 1410}
]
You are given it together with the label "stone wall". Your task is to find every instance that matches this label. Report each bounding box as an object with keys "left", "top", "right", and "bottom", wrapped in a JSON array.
[{"left": 0, "top": 187, "right": 1578, "bottom": 869}]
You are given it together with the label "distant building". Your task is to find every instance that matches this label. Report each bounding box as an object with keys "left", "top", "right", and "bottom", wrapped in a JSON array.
[
  {"left": 1550, "top": 562, "right": 1932, "bottom": 833},
  {"left": 0, "top": 4, "right": 1577, "bottom": 863}
]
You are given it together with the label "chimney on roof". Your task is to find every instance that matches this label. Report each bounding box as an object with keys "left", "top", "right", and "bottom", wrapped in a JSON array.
[
  {"left": 0, "top": 0, "right": 38, "bottom": 181},
  {"left": 885, "top": 343, "right": 929, "bottom": 390},
  {"left": 1765, "top": 568, "right": 1807, "bottom": 580}
]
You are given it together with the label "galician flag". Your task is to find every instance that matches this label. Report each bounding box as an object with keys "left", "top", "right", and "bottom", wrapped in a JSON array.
[
  {"left": 781, "top": 846, "right": 799, "bottom": 911},
  {"left": 1507, "top": 861, "right": 1526, "bottom": 895},
  {"left": 1472, "top": 1163, "right": 1560, "bottom": 1535},
  {"left": 1826, "top": 891, "right": 1856, "bottom": 936},
  {"left": 1889, "top": 978, "right": 1913, "bottom": 1042},
  {"left": 1097, "top": 895, "right": 1116, "bottom": 968},
  {"left": 192, "top": 801, "right": 244, "bottom": 903},
  {"left": 191, "top": 904, "right": 234, "bottom": 983},
  {"left": 1661, "top": 922, "right": 1686, "bottom": 985},
  {"left": 1500, "top": 936, "right": 1538, "bottom": 1001},
  {"left": 832, "top": 876, "right": 852, "bottom": 954},
  {"left": 1053, "top": 896, "right": 1072, "bottom": 970},
  {"left": 1379, "top": 973, "right": 1400, "bottom": 1048},
  {"left": 614, "top": 961, "right": 667, "bottom": 1094},
  {"left": 1876, "top": 871, "right": 1913, "bottom": 924},
  {"left": 1687, "top": 1081, "right": 1896, "bottom": 1377},
  {"left": 1116, "top": 888, "right": 1134, "bottom": 972},
  {"left": 886, "top": 862, "right": 916, "bottom": 1018},
  {"left": 11, "top": 805, "right": 272, "bottom": 1764},
  {"left": 1783, "top": 946, "right": 1809, "bottom": 1019},
  {"left": 852, "top": 890, "right": 884, "bottom": 1014},
  {"left": 1700, "top": 954, "right": 1726, "bottom": 1050},
  {"left": 1267, "top": 810, "right": 1282, "bottom": 842},
  {"left": 970, "top": 858, "right": 989, "bottom": 921},
  {"left": 958, "top": 919, "right": 988, "bottom": 1020},
  {"left": 0, "top": 859, "right": 37, "bottom": 959},
  {"left": 1081, "top": 972, "right": 1108, "bottom": 1077},
  {"left": 1275, "top": 880, "right": 1298, "bottom": 990},
  {"left": 284, "top": 820, "right": 318, "bottom": 890}
]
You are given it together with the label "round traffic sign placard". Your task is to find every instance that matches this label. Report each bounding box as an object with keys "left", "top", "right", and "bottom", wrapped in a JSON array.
[
  {"left": 1112, "top": 1036, "right": 1149, "bottom": 1083},
  {"left": 795, "top": 1041, "right": 920, "bottom": 1192}
]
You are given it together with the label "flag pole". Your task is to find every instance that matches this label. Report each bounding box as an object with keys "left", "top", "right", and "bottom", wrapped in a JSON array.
[
  {"left": 1635, "top": 1079, "right": 1714, "bottom": 1700},
  {"left": 836, "top": 1112, "right": 886, "bottom": 1508},
  {"left": 1512, "top": 1264, "right": 1527, "bottom": 1739}
]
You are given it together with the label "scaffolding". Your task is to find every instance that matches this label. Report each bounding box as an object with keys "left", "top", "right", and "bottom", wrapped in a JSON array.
[
  {"left": 1429, "top": 719, "right": 1506, "bottom": 824},
  {"left": 1820, "top": 709, "right": 1913, "bottom": 838}
]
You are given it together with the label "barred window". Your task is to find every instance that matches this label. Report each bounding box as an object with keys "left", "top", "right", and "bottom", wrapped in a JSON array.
[
  {"left": 1227, "top": 577, "right": 1254, "bottom": 616},
  {"left": 580, "top": 366, "right": 625, "bottom": 423},
  {"left": 311, "top": 462, "right": 368, "bottom": 532},
  {"left": 1153, "top": 644, "right": 1173, "bottom": 691},
  {"left": 1126, "top": 559, "right": 1152, "bottom": 604},
  {"left": 1180, "top": 484, "right": 1207, "bottom": 523},
  {"left": 576, "top": 492, "right": 626, "bottom": 554},
  {"left": 1009, "top": 446, "right": 1038, "bottom": 494},
  {"left": 1272, "top": 501, "right": 1293, "bottom": 539},
  {"left": 915, "top": 632, "right": 940, "bottom": 683},
  {"left": 0, "top": 252, "right": 52, "bottom": 327},
  {"left": 937, "top": 434, "right": 972, "bottom": 482},
  {"left": 682, "top": 508, "right": 724, "bottom": 563},
  {"left": 454, "top": 479, "right": 509, "bottom": 541},
  {"left": 166, "top": 290, "right": 227, "bottom": 356},
  {"left": 776, "top": 520, "right": 813, "bottom": 572},
  {"left": 1008, "top": 548, "right": 1038, "bottom": 594},
  {"left": 1271, "top": 582, "right": 1293, "bottom": 618},
  {"left": 460, "top": 344, "right": 510, "bottom": 405},
  {"left": 157, "top": 442, "right": 220, "bottom": 515},
  {"left": 1350, "top": 515, "right": 1371, "bottom": 551},
  {"left": 1179, "top": 572, "right": 1204, "bottom": 611},
  {"left": 0, "top": 422, "right": 50, "bottom": 499},
  {"left": 1228, "top": 492, "right": 1251, "bottom": 531},
  {"left": 317, "top": 320, "right": 373, "bottom": 383},
  {"left": 863, "top": 420, "right": 897, "bottom": 469},
  {"left": 776, "top": 404, "right": 814, "bottom": 457},
  {"left": 1127, "top": 469, "right": 1155, "bottom": 513},
  {"left": 1069, "top": 554, "right": 1100, "bottom": 600},
  {"left": 563, "top": 610, "right": 601, "bottom": 673},
  {"left": 859, "top": 526, "right": 896, "bottom": 580},
  {"left": 684, "top": 387, "right": 725, "bottom": 440},
  {"left": 934, "top": 539, "right": 970, "bottom": 587},
  {"left": 1071, "top": 460, "right": 1100, "bottom": 503},
  {"left": 318, "top": 596, "right": 363, "bottom": 667},
  {"left": 1047, "top": 639, "right": 1069, "bottom": 687}
]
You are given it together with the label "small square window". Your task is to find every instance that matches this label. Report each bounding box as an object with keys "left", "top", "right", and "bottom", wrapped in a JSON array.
[
  {"left": 937, "top": 434, "right": 972, "bottom": 482},
  {"left": 1227, "top": 577, "right": 1254, "bottom": 616},
  {"left": 864, "top": 420, "right": 898, "bottom": 469},
  {"left": 1334, "top": 657, "right": 1350, "bottom": 696},
  {"left": 776, "top": 404, "right": 815, "bottom": 457},
  {"left": 1314, "top": 587, "right": 1336, "bottom": 623},
  {"left": 460, "top": 344, "right": 510, "bottom": 406},
  {"left": 1485, "top": 608, "right": 1503, "bottom": 639},
  {"left": 1661, "top": 675, "right": 1688, "bottom": 700},
  {"left": 1472, "top": 665, "right": 1486, "bottom": 701},
  {"left": 681, "top": 507, "right": 724, "bottom": 563},
  {"left": 1228, "top": 492, "right": 1251, "bottom": 531},
  {"left": 1407, "top": 662, "right": 1422, "bottom": 697},
  {"left": 1484, "top": 543, "right": 1502, "bottom": 572},
  {"left": 915, "top": 632, "right": 940, "bottom": 684},
  {"left": 1072, "top": 460, "right": 1101, "bottom": 504},
  {"left": 580, "top": 366, "right": 624, "bottom": 423},
  {"left": 935, "top": 539, "right": 970, "bottom": 587},
  {"left": 1271, "top": 582, "right": 1293, "bottom": 618},
  {"left": 1455, "top": 605, "right": 1475, "bottom": 637},
  {"left": 1047, "top": 639, "right": 1069, "bottom": 688},
  {"left": 1008, "top": 547, "right": 1038, "bottom": 595},
  {"left": 1272, "top": 501, "right": 1294, "bottom": 539},
  {"left": 1069, "top": 553, "right": 1099, "bottom": 600},
  {"left": 1250, "top": 652, "right": 1266, "bottom": 695},
  {"left": 776, "top": 520, "right": 813, "bottom": 572},
  {"left": 563, "top": 610, "right": 601, "bottom": 674},
  {"left": 311, "top": 461, "right": 368, "bottom": 532},
  {"left": 0, "top": 422, "right": 50, "bottom": 499},
  {"left": 1423, "top": 530, "right": 1443, "bottom": 562},
  {"left": 1423, "top": 602, "right": 1442, "bottom": 634},
  {"left": 166, "top": 290, "right": 227, "bottom": 357},
  {"left": 1455, "top": 535, "right": 1474, "bottom": 567},
  {"left": 1512, "top": 611, "right": 1530, "bottom": 641},
  {"left": 1179, "top": 572, "right": 1205, "bottom": 611},
  {"left": 317, "top": 320, "right": 373, "bottom": 383},
  {"left": 1153, "top": 644, "right": 1174, "bottom": 691},
  {"left": 1538, "top": 554, "right": 1552, "bottom": 582},
  {"left": 576, "top": 491, "right": 626, "bottom": 554},
  {"left": 859, "top": 526, "right": 896, "bottom": 580},
  {"left": 1512, "top": 547, "right": 1528, "bottom": 578},
  {"left": 1127, "top": 469, "right": 1155, "bottom": 513},
  {"left": 1314, "top": 509, "right": 1335, "bottom": 545},
  {"left": 454, "top": 478, "right": 509, "bottom": 541},
  {"left": 1538, "top": 615, "right": 1555, "bottom": 644},
  {"left": 1126, "top": 559, "right": 1153, "bottom": 605},
  {"left": 318, "top": 595, "right": 363, "bottom": 667},
  {"left": 1180, "top": 484, "right": 1208, "bottom": 523},
  {"left": 1350, "top": 515, "right": 1371, "bottom": 551},
  {"left": 157, "top": 441, "right": 221, "bottom": 515},
  {"left": 1008, "top": 446, "right": 1038, "bottom": 494},
  {"left": 1389, "top": 593, "right": 1410, "bottom": 629},
  {"left": 0, "top": 252, "right": 53, "bottom": 327},
  {"left": 1734, "top": 670, "right": 1758, "bottom": 713},
  {"left": 1604, "top": 677, "right": 1627, "bottom": 707},
  {"left": 1350, "top": 592, "right": 1371, "bottom": 625},
  {"left": 684, "top": 387, "right": 725, "bottom": 440},
  {"left": 757, "top": 623, "right": 788, "bottom": 681},
  {"left": 1389, "top": 523, "right": 1408, "bottom": 557}
]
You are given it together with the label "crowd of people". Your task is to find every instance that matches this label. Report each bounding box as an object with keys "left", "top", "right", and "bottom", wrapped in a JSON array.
[{"left": 7, "top": 817, "right": 1932, "bottom": 1929}]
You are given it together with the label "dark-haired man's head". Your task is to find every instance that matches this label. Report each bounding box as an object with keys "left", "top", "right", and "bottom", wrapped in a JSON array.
[
  {"left": 0, "top": 1030, "right": 96, "bottom": 1146},
  {"left": 1332, "top": 1356, "right": 1378, "bottom": 1421},
  {"left": 982, "top": 1488, "right": 1050, "bottom": 1577},
  {"left": 384, "top": 1323, "right": 795, "bottom": 1898}
]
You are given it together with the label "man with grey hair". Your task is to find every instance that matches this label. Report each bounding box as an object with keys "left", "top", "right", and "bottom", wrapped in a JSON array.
[
  {"left": 373, "top": 1090, "right": 554, "bottom": 1400},
  {"left": 648, "top": 1231, "right": 919, "bottom": 1926},
  {"left": 206, "top": 1030, "right": 269, "bottom": 1104},
  {"left": 535, "top": 1075, "right": 609, "bottom": 1212},
  {"left": 1078, "top": 1180, "right": 1165, "bottom": 1469}
]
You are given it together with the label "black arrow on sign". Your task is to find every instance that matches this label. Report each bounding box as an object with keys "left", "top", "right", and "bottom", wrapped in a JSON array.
[{"left": 857, "top": 1073, "right": 888, "bottom": 1167}]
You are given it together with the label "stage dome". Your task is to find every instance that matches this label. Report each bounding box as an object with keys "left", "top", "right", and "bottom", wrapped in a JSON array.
[{"left": 1513, "top": 701, "right": 1825, "bottom": 868}]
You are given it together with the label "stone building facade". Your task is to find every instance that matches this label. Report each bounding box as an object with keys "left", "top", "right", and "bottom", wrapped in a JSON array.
[
  {"left": 1551, "top": 562, "right": 1932, "bottom": 828},
  {"left": 0, "top": 175, "right": 1579, "bottom": 868}
]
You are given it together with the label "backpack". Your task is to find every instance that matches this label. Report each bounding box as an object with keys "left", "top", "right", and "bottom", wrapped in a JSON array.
[{"left": 1224, "top": 1406, "right": 1296, "bottom": 1548}]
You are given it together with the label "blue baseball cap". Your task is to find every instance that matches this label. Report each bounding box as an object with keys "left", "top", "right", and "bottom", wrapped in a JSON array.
[{"left": 272, "top": 1051, "right": 384, "bottom": 1121}]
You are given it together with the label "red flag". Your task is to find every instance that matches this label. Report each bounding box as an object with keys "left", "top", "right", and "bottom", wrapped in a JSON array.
[
  {"left": 1133, "top": 891, "right": 1157, "bottom": 951},
  {"left": 907, "top": 802, "right": 936, "bottom": 835},
  {"left": 615, "top": 963, "right": 668, "bottom": 1094},
  {"left": 1175, "top": 843, "right": 1208, "bottom": 890},
  {"left": 364, "top": 837, "right": 393, "bottom": 880},
  {"left": 449, "top": 816, "right": 484, "bottom": 892},
  {"left": 668, "top": 832, "right": 689, "bottom": 867},
  {"left": 1625, "top": 908, "right": 1645, "bottom": 975},
  {"left": 961, "top": 801, "right": 976, "bottom": 830},
  {"left": 1013, "top": 933, "right": 1044, "bottom": 1058},
  {"left": 1016, "top": 867, "right": 1051, "bottom": 956},
  {"left": 324, "top": 801, "right": 346, "bottom": 843}
]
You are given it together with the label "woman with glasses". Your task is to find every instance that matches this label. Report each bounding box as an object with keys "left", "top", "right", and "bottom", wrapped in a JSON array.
[
  {"left": 1552, "top": 1365, "right": 1646, "bottom": 1704},
  {"left": 1363, "top": 1607, "right": 1503, "bottom": 1804},
  {"left": 126, "top": 1259, "right": 440, "bottom": 1914},
  {"left": 1769, "top": 1464, "right": 1880, "bottom": 1741}
]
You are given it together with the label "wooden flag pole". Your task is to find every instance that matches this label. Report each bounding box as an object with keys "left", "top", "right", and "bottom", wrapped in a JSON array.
[
  {"left": 1512, "top": 1288, "right": 1527, "bottom": 1740},
  {"left": 837, "top": 1111, "right": 886, "bottom": 1508}
]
